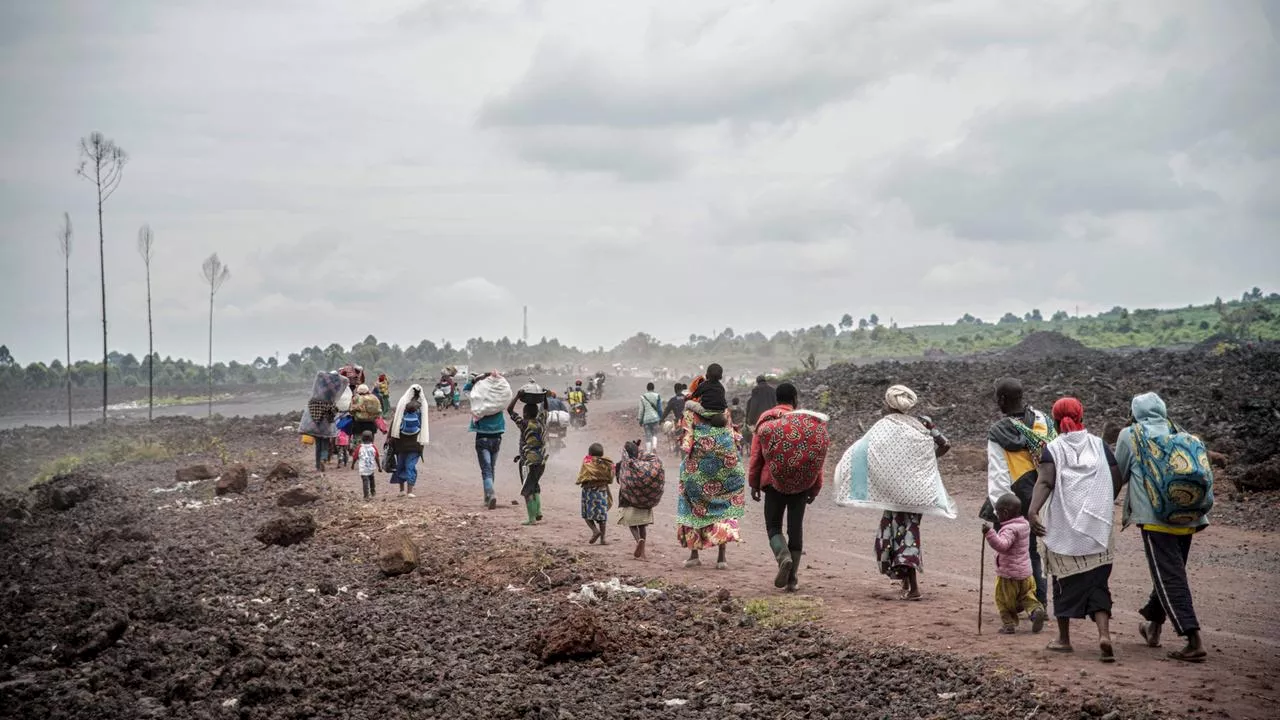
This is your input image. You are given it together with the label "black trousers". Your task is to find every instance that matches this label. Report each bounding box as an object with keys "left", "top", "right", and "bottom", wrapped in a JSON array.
[
  {"left": 763, "top": 487, "right": 808, "bottom": 552},
  {"left": 361, "top": 474, "right": 375, "bottom": 498},
  {"left": 1139, "top": 529, "right": 1200, "bottom": 636},
  {"left": 521, "top": 463, "right": 544, "bottom": 498}
]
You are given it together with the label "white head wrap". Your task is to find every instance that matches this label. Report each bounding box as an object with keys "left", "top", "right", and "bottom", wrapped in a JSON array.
[{"left": 884, "top": 385, "right": 918, "bottom": 412}]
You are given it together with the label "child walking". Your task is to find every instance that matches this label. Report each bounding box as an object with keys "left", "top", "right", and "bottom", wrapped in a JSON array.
[
  {"left": 616, "top": 439, "right": 665, "bottom": 560},
  {"left": 577, "top": 443, "right": 614, "bottom": 545},
  {"left": 356, "top": 430, "right": 380, "bottom": 501},
  {"left": 983, "top": 493, "right": 1046, "bottom": 634},
  {"left": 509, "top": 401, "right": 547, "bottom": 525},
  {"left": 335, "top": 429, "right": 352, "bottom": 468}
]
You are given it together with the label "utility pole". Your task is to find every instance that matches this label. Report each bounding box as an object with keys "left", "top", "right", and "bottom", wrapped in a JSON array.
[{"left": 523, "top": 305, "right": 528, "bottom": 344}]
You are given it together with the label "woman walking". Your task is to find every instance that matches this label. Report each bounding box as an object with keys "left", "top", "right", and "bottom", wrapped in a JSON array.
[
  {"left": 389, "top": 384, "right": 429, "bottom": 497},
  {"left": 300, "top": 371, "right": 346, "bottom": 472},
  {"left": 834, "top": 385, "right": 953, "bottom": 600},
  {"left": 1028, "top": 397, "right": 1123, "bottom": 663},
  {"left": 675, "top": 375, "right": 746, "bottom": 570}
]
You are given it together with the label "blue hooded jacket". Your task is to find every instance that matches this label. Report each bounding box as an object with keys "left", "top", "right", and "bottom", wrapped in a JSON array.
[{"left": 1116, "top": 392, "right": 1209, "bottom": 531}]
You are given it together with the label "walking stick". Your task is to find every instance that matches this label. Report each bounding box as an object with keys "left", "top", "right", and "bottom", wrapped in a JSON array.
[{"left": 978, "top": 535, "right": 986, "bottom": 635}]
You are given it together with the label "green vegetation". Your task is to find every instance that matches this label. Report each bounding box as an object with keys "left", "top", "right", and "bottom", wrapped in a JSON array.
[
  {"left": 2, "top": 289, "right": 1276, "bottom": 386},
  {"left": 32, "top": 438, "right": 170, "bottom": 486},
  {"left": 743, "top": 596, "right": 825, "bottom": 628}
]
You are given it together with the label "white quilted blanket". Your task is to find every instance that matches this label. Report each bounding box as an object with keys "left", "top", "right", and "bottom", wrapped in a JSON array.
[{"left": 834, "top": 414, "right": 957, "bottom": 518}]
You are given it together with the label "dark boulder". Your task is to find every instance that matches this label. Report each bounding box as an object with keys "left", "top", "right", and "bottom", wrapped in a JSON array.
[
  {"left": 254, "top": 513, "right": 316, "bottom": 547},
  {"left": 378, "top": 532, "right": 419, "bottom": 576},
  {"left": 266, "top": 462, "right": 300, "bottom": 482},
  {"left": 215, "top": 464, "right": 249, "bottom": 496},
  {"left": 533, "top": 607, "right": 607, "bottom": 663},
  {"left": 277, "top": 486, "right": 321, "bottom": 507}
]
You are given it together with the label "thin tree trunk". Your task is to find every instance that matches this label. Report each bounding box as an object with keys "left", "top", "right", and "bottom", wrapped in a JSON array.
[
  {"left": 208, "top": 288, "right": 214, "bottom": 417},
  {"left": 65, "top": 263, "right": 72, "bottom": 427},
  {"left": 146, "top": 263, "right": 153, "bottom": 421},
  {"left": 97, "top": 164, "right": 107, "bottom": 422}
]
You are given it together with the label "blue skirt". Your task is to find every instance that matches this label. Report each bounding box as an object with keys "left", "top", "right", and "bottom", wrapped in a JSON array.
[
  {"left": 581, "top": 486, "right": 608, "bottom": 522},
  {"left": 394, "top": 452, "right": 420, "bottom": 486}
]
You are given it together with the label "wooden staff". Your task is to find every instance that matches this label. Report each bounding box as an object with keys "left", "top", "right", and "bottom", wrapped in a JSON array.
[{"left": 978, "top": 534, "right": 986, "bottom": 635}]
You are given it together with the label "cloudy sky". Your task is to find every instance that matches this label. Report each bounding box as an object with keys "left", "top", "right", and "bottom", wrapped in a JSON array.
[{"left": 1, "top": 0, "right": 1277, "bottom": 364}]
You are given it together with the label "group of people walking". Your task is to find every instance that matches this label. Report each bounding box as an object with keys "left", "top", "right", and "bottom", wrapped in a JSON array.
[
  {"left": 298, "top": 368, "right": 429, "bottom": 498},
  {"left": 830, "top": 376, "right": 1212, "bottom": 664},
  {"left": 299, "top": 363, "right": 1213, "bottom": 665}
]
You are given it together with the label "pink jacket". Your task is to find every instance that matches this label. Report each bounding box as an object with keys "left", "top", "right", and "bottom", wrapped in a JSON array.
[{"left": 985, "top": 516, "right": 1033, "bottom": 580}]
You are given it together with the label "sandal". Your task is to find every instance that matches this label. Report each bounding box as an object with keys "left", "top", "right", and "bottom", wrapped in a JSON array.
[
  {"left": 1139, "top": 621, "right": 1162, "bottom": 648},
  {"left": 1045, "top": 640, "right": 1074, "bottom": 653},
  {"left": 1099, "top": 642, "right": 1116, "bottom": 663},
  {"left": 1167, "top": 648, "right": 1207, "bottom": 664},
  {"left": 683, "top": 558, "right": 702, "bottom": 568},
  {"left": 899, "top": 590, "right": 922, "bottom": 601}
]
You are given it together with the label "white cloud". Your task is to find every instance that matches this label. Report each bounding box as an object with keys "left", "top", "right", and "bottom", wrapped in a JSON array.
[{"left": 0, "top": 0, "right": 1275, "bottom": 365}]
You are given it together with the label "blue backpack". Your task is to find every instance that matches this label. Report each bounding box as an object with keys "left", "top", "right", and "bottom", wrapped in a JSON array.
[
  {"left": 400, "top": 410, "right": 422, "bottom": 436},
  {"left": 1133, "top": 422, "right": 1214, "bottom": 526}
]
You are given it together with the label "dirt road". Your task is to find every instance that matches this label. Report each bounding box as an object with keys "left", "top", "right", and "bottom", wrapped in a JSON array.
[{"left": 327, "top": 394, "right": 1280, "bottom": 719}]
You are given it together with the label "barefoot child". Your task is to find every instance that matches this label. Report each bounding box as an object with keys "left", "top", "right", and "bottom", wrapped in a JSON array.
[
  {"left": 577, "top": 443, "right": 614, "bottom": 545},
  {"left": 616, "top": 439, "right": 665, "bottom": 560},
  {"left": 984, "top": 493, "right": 1046, "bottom": 634},
  {"left": 356, "top": 430, "right": 381, "bottom": 501}
]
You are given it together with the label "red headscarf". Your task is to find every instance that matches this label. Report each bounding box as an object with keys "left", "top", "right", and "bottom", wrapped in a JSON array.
[
  {"left": 687, "top": 375, "right": 705, "bottom": 397},
  {"left": 1052, "top": 397, "right": 1085, "bottom": 433}
]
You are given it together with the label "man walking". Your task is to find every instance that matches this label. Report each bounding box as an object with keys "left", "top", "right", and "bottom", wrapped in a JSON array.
[
  {"left": 1116, "top": 392, "right": 1211, "bottom": 663},
  {"left": 743, "top": 375, "right": 777, "bottom": 455},
  {"left": 985, "top": 378, "right": 1054, "bottom": 608},
  {"left": 638, "top": 382, "right": 664, "bottom": 454},
  {"left": 748, "top": 382, "right": 829, "bottom": 592},
  {"left": 465, "top": 372, "right": 507, "bottom": 510}
]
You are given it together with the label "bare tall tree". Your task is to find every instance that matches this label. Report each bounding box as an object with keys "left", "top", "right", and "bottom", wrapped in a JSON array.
[
  {"left": 77, "top": 132, "right": 127, "bottom": 421},
  {"left": 58, "top": 213, "right": 73, "bottom": 427},
  {"left": 137, "top": 225, "right": 155, "bottom": 421},
  {"left": 201, "top": 253, "right": 231, "bottom": 417}
]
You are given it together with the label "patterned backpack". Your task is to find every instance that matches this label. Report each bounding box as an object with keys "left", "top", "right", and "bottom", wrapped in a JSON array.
[
  {"left": 1133, "top": 422, "right": 1214, "bottom": 525},
  {"left": 758, "top": 409, "right": 831, "bottom": 494},
  {"left": 618, "top": 453, "right": 665, "bottom": 509}
]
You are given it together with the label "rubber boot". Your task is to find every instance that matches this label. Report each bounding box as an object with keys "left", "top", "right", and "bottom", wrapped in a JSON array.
[
  {"left": 533, "top": 494, "right": 543, "bottom": 521},
  {"left": 786, "top": 550, "right": 802, "bottom": 592},
  {"left": 522, "top": 497, "right": 537, "bottom": 526},
  {"left": 769, "top": 535, "right": 793, "bottom": 589}
]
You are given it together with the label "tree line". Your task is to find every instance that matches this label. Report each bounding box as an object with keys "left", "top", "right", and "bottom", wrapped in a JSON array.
[{"left": 4, "top": 287, "right": 1276, "bottom": 399}]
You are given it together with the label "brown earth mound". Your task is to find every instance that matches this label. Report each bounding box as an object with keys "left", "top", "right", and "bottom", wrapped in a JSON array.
[{"left": 1000, "top": 331, "right": 1103, "bottom": 361}]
